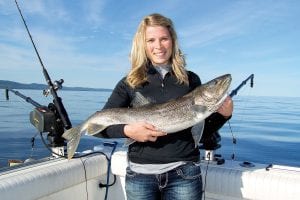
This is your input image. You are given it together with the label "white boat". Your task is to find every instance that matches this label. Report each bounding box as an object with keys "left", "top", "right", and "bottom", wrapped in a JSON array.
[
  {"left": 2, "top": 2, "right": 299, "bottom": 199},
  {"left": 0, "top": 143, "right": 299, "bottom": 200},
  {"left": 3, "top": 77, "right": 299, "bottom": 199}
]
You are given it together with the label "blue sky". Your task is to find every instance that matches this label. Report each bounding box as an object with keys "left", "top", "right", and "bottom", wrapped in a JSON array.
[{"left": 0, "top": 0, "right": 299, "bottom": 97}]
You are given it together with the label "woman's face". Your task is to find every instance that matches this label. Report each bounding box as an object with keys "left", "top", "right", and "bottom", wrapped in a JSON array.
[{"left": 145, "top": 26, "right": 173, "bottom": 66}]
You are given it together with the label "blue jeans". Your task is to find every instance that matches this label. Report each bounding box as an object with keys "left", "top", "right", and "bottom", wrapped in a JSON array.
[{"left": 125, "top": 162, "right": 203, "bottom": 200}]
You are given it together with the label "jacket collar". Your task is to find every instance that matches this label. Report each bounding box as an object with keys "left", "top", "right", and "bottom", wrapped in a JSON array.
[
  {"left": 147, "top": 64, "right": 158, "bottom": 74},
  {"left": 147, "top": 63, "right": 172, "bottom": 75}
]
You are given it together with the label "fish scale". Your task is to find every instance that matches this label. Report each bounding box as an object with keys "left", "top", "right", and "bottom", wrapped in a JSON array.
[{"left": 62, "top": 74, "right": 232, "bottom": 159}]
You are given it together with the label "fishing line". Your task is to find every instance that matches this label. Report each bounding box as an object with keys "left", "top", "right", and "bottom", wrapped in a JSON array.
[
  {"left": 99, "top": 141, "right": 118, "bottom": 200},
  {"left": 12, "top": 4, "right": 120, "bottom": 197},
  {"left": 39, "top": 131, "right": 113, "bottom": 161},
  {"left": 14, "top": 0, "right": 48, "bottom": 75},
  {"left": 29, "top": 132, "right": 38, "bottom": 158},
  {"left": 12, "top": 94, "right": 34, "bottom": 112},
  {"left": 227, "top": 121, "right": 236, "bottom": 160},
  {"left": 228, "top": 88, "right": 254, "bottom": 161},
  {"left": 227, "top": 74, "right": 254, "bottom": 161},
  {"left": 79, "top": 155, "right": 117, "bottom": 200},
  {"left": 79, "top": 157, "right": 89, "bottom": 200},
  {"left": 39, "top": 131, "right": 117, "bottom": 200},
  {"left": 202, "top": 152, "right": 211, "bottom": 200},
  {"left": 14, "top": 0, "right": 72, "bottom": 130}
]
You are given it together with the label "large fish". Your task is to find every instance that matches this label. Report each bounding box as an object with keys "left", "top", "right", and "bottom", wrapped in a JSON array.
[{"left": 62, "top": 74, "right": 232, "bottom": 159}]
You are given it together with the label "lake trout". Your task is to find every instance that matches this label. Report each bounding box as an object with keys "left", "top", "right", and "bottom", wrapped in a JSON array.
[{"left": 62, "top": 74, "right": 232, "bottom": 159}]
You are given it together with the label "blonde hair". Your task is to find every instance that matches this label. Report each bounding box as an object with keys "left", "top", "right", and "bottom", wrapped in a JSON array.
[{"left": 126, "top": 13, "right": 189, "bottom": 88}]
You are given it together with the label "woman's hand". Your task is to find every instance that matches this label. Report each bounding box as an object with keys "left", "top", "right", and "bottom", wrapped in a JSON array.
[
  {"left": 217, "top": 96, "right": 233, "bottom": 118},
  {"left": 124, "top": 122, "right": 167, "bottom": 142}
]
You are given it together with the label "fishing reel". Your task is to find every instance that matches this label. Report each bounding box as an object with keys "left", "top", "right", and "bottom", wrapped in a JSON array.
[
  {"left": 5, "top": 88, "right": 67, "bottom": 157},
  {"left": 200, "top": 131, "right": 221, "bottom": 150},
  {"left": 43, "top": 79, "right": 64, "bottom": 97},
  {"left": 199, "top": 131, "right": 224, "bottom": 165},
  {"left": 29, "top": 103, "right": 65, "bottom": 147},
  {"left": 30, "top": 106, "right": 55, "bottom": 133},
  {"left": 10, "top": 1, "right": 72, "bottom": 158}
]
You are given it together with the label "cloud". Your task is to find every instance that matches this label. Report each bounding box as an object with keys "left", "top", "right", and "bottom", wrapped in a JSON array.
[
  {"left": 178, "top": 0, "right": 290, "bottom": 48},
  {"left": 1, "top": 0, "right": 299, "bottom": 96},
  {"left": 0, "top": 43, "right": 35, "bottom": 70},
  {"left": 0, "top": 23, "right": 129, "bottom": 74},
  {"left": 82, "top": 0, "right": 106, "bottom": 29}
]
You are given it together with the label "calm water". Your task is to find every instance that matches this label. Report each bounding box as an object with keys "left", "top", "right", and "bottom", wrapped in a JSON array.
[{"left": 0, "top": 89, "right": 299, "bottom": 168}]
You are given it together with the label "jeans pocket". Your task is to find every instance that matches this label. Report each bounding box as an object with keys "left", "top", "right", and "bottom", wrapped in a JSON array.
[
  {"left": 176, "top": 162, "right": 202, "bottom": 180},
  {"left": 126, "top": 167, "right": 137, "bottom": 178}
]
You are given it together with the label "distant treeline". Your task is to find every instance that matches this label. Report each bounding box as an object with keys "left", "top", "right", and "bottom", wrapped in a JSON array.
[{"left": 0, "top": 80, "right": 112, "bottom": 92}]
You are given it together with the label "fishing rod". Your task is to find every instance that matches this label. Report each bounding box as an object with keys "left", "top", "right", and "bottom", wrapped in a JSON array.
[
  {"left": 5, "top": 88, "right": 42, "bottom": 107},
  {"left": 5, "top": 88, "right": 63, "bottom": 137},
  {"left": 229, "top": 74, "right": 254, "bottom": 97},
  {"left": 10, "top": 0, "right": 72, "bottom": 156},
  {"left": 14, "top": 0, "right": 71, "bottom": 130},
  {"left": 228, "top": 73, "right": 254, "bottom": 160},
  {"left": 201, "top": 74, "right": 254, "bottom": 163}
]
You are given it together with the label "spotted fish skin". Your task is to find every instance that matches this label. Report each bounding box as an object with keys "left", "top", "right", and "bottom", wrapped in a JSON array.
[{"left": 62, "top": 74, "right": 232, "bottom": 159}]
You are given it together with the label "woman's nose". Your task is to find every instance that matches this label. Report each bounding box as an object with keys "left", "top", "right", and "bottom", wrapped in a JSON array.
[{"left": 153, "top": 40, "right": 162, "bottom": 49}]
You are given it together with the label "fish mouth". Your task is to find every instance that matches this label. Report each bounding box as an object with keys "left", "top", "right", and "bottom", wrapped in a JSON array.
[
  {"left": 217, "top": 93, "right": 228, "bottom": 107},
  {"left": 213, "top": 75, "right": 231, "bottom": 110},
  {"left": 207, "top": 74, "right": 231, "bottom": 111}
]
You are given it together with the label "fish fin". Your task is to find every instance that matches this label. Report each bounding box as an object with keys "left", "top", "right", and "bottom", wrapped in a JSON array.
[
  {"left": 62, "top": 126, "right": 81, "bottom": 140},
  {"left": 191, "top": 105, "right": 207, "bottom": 113},
  {"left": 131, "top": 92, "right": 152, "bottom": 107},
  {"left": 62, "top": 126, "right": 82, "bottom": 159},
  {"left": 191, "top": 121, "right": 205, "bottom": 148},
  {"left": 123, "top": 138, "right": 136, "bottom": 147},
  {"left": 87, "top": 123, "right": 107, "bottom": 135}
]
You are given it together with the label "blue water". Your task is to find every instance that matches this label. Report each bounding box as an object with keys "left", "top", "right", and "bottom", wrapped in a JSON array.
[{"left": 0, "top": 89, "right": 299, "bottom": 168}]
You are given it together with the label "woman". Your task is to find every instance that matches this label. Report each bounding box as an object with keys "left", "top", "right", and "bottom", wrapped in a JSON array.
[{"left": 101, "top": 13, "right": 233, "bottom": 200}]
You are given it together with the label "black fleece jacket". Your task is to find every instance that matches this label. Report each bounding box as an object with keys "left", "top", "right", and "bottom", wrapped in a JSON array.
[{"left": 99, "top": 66, "right": 229, "bottom": 164}]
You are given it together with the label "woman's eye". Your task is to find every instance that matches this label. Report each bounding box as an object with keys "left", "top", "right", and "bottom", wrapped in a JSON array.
[{"left": 146, "top": 39, "right": 154, "bottom": 43}]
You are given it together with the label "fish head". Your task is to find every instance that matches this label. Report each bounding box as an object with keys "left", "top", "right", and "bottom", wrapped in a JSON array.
[{"left": 194, "top": 74, "right": 232, "bottom": 112}]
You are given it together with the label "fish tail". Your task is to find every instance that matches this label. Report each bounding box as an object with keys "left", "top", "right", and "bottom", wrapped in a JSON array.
[{"left": 62, "top": 126, "right": 82, "bottom": 159}]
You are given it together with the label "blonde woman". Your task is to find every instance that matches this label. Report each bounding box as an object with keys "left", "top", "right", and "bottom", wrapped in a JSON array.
[{"left": 101, "top": 13, "right": 233, "bottom": 200}]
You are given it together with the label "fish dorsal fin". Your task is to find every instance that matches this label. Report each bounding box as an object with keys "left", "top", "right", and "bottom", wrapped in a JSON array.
[
  {"left": 87, "top": 123, "right": 107, "bottom": 135},
  {"left": 131, "top": 92, "right": 152, "bottom": 107}
]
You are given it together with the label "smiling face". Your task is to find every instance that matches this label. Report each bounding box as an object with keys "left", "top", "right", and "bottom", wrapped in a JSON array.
[{"left": 145, "top": 26, "right": 173, "bottom": 66}]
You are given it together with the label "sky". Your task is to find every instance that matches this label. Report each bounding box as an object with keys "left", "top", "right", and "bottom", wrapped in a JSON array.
[{"left": 0, "top": 0, "right": 299, "bottom": 97}]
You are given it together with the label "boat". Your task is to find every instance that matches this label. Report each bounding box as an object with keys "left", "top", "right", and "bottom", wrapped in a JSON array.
[
  {"left": 2, "top": 78, "right": 300, "bottom": 200},
  {"left": 0, "top": 142, "right": 299, "bottom": 200},
  {"left": 2, "top": 73, "right": 299, "bottom": 200},
  {"left": 1, "top": 2, "right": 299, "bottom": 199}
]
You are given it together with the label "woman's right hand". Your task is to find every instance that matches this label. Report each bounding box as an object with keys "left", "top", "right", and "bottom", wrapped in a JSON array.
[{"left": 124, "top": 122, "right": 167, "bottom": 142}]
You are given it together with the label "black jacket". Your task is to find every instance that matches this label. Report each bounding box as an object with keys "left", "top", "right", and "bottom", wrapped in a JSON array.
[{"left": 100, "top": 66, "right": 229, "bottom": 164}]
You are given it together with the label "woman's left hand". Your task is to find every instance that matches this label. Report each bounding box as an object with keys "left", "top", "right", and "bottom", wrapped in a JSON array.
[{"left": 217, "top": 96, "right": 233, "bottom": 118}]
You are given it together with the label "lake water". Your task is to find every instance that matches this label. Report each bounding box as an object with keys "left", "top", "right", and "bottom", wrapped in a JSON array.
[{"left": 0, "top": 89, "right": 299, "bottom": 168}]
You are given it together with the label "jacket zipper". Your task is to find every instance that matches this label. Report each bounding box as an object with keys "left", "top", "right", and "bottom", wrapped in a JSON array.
[{"left": 158, "top": 74, "right": 165, "bottom": 90}]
